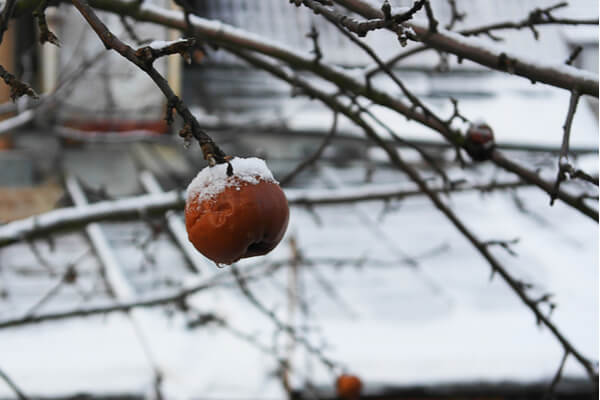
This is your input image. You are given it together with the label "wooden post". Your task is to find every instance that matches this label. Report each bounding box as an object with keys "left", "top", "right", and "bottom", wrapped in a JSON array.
[
  {"left": 40, "top": 9, "right": 59, "bottom": 94},
  {"left": 167, "top": 0, "right": 182, "bottom": 97},
  {"left": 0, "top": 22, "right": 14, "bottom": 149}
]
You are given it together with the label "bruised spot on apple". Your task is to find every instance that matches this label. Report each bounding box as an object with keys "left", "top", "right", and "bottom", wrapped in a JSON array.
[{"left": 185, "top": 178, "right": 289, "bottom": 265}]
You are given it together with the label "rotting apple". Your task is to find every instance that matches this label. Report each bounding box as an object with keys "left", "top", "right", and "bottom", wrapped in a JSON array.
[{"left": 185, "top": 157, "right": 289, "bottom": 265}]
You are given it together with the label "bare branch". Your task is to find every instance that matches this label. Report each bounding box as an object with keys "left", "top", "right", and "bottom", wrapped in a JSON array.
[
  {"left": 445, "top": 0, "right": 465, "bottom": 30},
  {"left": 483, "top": 238, "right": 520, "bottom": 257},
  {"left": 0, "top": 275, "right": 238, "bottom": 329},
  {"left": 298, "top": 0, "right": 425, "bottom": 38},
  {"left": 0, "top": 65, "right": 38, "bottom": 101},
  {"left": 120, "top": 15, "right": 148, "bottom": 45},
  {"left": 333, "top": 0, "right": 599, "bottom": 97},
  {"left": 565, "top": 45, "right": 583, "bottom": 66},
  {"left": 76, "top": 0, "right": 597, "bottom": 219},
  {"left": 227, "top": 49, "right": 598, "bottom": 380},
  {"left": 301, "top": 0, "right": 597, "bottom": 218},
  {"left": 280, "top": 111, "right": 338, "bottom": 186},
  {"left": 0, "top": 179, "right": 538, "bottom": 248},
  {"left": 560, "top": 91, "right": 580, "bottom": 163},
  {"left": 231, "top": 266, "right": 339, "bottom": 371},
  {"left": 33, "top": 0, "right": 60, "bottom": 46},
  {"left": 544, "top": 351, "right": 569, "bottom": 400},
  {"left": 0, "top": 366, "right": 29, "bottom": 400},
  {"left": 460, "top": 3, "right": 598, "bottom": 39},
  {"left": 135, "top": 38, "right": 196, "bottom": 64},
  {"left": 423, "top": 0, "right": 438, "bottom": 33},
  {"left": 367, "top": 3, "right": 596, "bottom": 78},
  {"left": 551, "top": 89, "right": 583, "bottom": 204},
  {"left": 306, "top": 24, "right": 322, "bottom": 63},
  {"left": 69, "top": 0, "right": 226, "bottom": 164},
  {"left": 492, "top": 150, "right": 597, "bottom": 220}
]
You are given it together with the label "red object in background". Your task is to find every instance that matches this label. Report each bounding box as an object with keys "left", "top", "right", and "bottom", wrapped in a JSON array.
[
  {"left": 64, "top": 119, "right": 168, "bottom": 133},
  {"left": 0, "top": 134, "right": 13, "bottom": 150},
  {"left": 185, "top": 178, "right": 289, "bottom": 265},
  {"left": 336, "top": 374, "right": 363, "bottom": 400},
  {"left": 60, "top": 120, "right": 169, "bottom": 147}
]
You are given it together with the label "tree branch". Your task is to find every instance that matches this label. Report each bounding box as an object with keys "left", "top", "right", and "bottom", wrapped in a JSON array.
[
  {"left": 9, "top": 0, "right": 599, "bottom": 220},
  {"left": 0, "top": 179, "right": 538, "bottom": 248},
  {"left": 0, "top": 366, "right": 29, "bottom": 400},
  {"left": 280, "top": 111, "right": 338, "bottom": 186},
  {"left": 226, "top": 48, "right": 598, "bottom": 381},
  {"left": 0, "top": 65, "right": 38, "bottom": 101},
  {"left": 33, "top": 0, "right": 60, "bottom": 46},
  {"left": 0, "top": 276, "right": 230, "bottom": 329},
  {"left": 333, "top": 0, "right": 599, "bottom": 97},
  {"left": 69, "top": 0, "right": 226, "bottom": 164}
]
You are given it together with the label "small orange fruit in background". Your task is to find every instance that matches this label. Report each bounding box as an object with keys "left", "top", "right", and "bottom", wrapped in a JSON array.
[
  {"left": 185, "top": 157, "right": 289, "bottom": 265},
  {"left": 336, "top": 374, "right": 362, "bottom": 400}
]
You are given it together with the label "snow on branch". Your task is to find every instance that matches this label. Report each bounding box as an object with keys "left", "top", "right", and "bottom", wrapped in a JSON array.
[
  {"left": 136, "top": 38, "right": 196, "bottom": 64},
  {"left": 0, "top": 180, "right": 533, "bottom": 248},
  {"left": 0, "top": 191, "right": 184, "bottom": 247},
  {"left": 0, "top": 272, "right": 244, "bottom": 329},
  {"left": 366, "top": 2, "right": 597, "bottom": 79},
  {"left": 0, "top": 109, "right": 34, "bottom": 137},
  {"left": 333, "top": 0, "right": 599, "bottom": 97}
]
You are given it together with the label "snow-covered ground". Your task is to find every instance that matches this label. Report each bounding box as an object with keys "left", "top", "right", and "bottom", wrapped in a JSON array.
[{"left": 0, "top": 159, "right": 597, "bottom": 398}]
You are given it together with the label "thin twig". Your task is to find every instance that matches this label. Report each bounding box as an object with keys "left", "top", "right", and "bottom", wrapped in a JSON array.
[
  {"left": 306, "top": 24, "right": 322, "bottom": 63},
  {"left": 445, "top": 0, "right": 465, "bottom": 30},
  {"left": 423, "top": 0, "right": 438, "bottom": 32},
  {"left": 559, "top": 89, "right": 581, "bottom": 162},
  {"left": 0, "top": 366, "right": 28, "bottom": 400},
  {"left": 280, "top": 112, "right": 338, "bottom": 186},
  {"left": 135, "top": 38, "right": 196, "bottom": 64},
  {"left": 69, "top": 0, "right": 226, "bottom": 164},
  {"left": 0, "top": 270, "right": 269, "bottom": 329},
  {"left": 0, "top": 65, "right": 38, "bottom": 101},
  {"left": 544, "top": 351, "right": 569, "bottom": 400},
  {"left": 120, "top": 15, "right": 148, "bottom": 45},
  {"left": 333, "top": 0, "right": 599, "bottom": 97},
  {"left": 565, "top": 45, "right": 582, "bottom": 66},
  {"left": 230, "top": 49, "right": 598, "bottom": 381},
  {"left": 33, "top": 0, "right": 60, "bottom": 46},
  {"left": 551, "top": 89, "right": 581, "bottom": 204},
  {"left": 460, "top": 2, "right": 597, "bottom": 39},
  {"left": 231, "top": 265, "right": 339, "bottom": 371}
]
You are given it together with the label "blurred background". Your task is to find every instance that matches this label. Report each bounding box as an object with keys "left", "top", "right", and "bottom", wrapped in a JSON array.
[{"left": 0, "top": 0, "right": 597, "bottom": 399}]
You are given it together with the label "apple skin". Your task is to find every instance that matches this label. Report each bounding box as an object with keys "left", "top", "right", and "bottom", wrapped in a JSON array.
[
  {"left": 336, "top": 374, "right": 363, "bottom": 400},
  {"left": 185, "top": 178, "right": 289, "bottom": 265}
]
